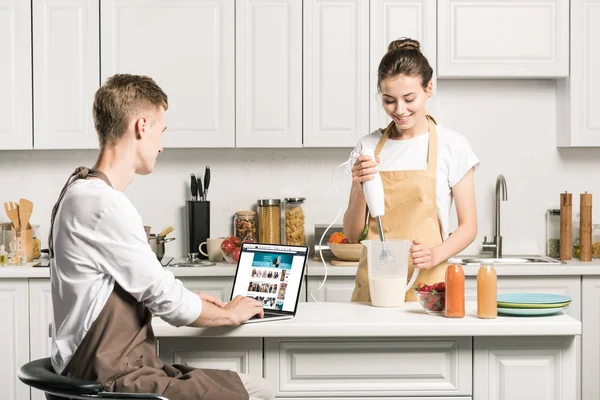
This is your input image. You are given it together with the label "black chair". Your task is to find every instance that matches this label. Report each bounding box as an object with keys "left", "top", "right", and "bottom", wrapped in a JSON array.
[{"left": 19, "top": 357, "right": 169, "bottom": 400}]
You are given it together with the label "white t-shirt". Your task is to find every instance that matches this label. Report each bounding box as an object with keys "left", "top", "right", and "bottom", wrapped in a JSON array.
[
  {"left": 50, "top": 179, "right": 202, "bottom": 374},
  {"left": 347, "top": 124, "right": 480, "bottom": 239}
]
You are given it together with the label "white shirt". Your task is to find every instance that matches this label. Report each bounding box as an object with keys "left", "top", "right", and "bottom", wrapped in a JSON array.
[
  {"left": 50, "top": 179, "right": 202, "bottom": 374},
  {"left": 347, "top": 124, "right": 480, "bottom": 239}
]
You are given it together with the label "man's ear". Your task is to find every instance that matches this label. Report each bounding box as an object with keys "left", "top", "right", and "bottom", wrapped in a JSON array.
[{"left": 134, "top": 116, "right": 148, "bottom": 140}]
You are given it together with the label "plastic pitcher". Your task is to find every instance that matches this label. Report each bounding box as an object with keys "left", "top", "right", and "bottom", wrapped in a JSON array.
[{"left": 362, "top": 239, "right": 419, "bottom": 307}]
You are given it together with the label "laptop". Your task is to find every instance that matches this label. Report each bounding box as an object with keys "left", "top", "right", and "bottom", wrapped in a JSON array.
[{"left": 230, "top": 242, "right": 309, "bottom": 323}]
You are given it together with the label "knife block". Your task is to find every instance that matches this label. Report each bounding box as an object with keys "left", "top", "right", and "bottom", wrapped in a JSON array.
[{"left": 187, "top": 201, "right": 210, "bottom": 259}]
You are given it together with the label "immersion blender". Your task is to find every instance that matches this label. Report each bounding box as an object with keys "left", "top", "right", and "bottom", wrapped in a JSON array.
[{"left": 360, "top": 148, "right": 391, "bottom": 259}]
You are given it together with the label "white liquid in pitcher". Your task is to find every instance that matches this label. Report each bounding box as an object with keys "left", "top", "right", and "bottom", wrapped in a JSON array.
[{"left": 370, "top": 277, "right": 406, "bottom": 307}]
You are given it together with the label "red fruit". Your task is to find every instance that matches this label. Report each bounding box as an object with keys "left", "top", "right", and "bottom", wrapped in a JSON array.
[
  {"left": 232, "top": 247, "right": 241, "bottom": 262},
  {"left": 229, "top": 236, "right": 242, "bottom": 247},
  {"left": 341, "top": 237, "right": 350, "bottom": 244},
  {"left": 221, "top": 239, "right": 235, "bottom": 255},
  {"left": 436, "top": 282, "right": 445, "bottom": 292}
]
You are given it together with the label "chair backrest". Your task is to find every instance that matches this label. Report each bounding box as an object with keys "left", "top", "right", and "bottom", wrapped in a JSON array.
[{"left": 18, "top": 357, "right": 169, "bottom": 399}]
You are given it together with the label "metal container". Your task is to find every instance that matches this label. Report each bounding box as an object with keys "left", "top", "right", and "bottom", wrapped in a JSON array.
[{"left": 149, "top": 234, "right": 175, "bottom": 262}]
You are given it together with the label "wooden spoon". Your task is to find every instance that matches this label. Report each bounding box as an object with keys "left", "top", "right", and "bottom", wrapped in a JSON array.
[
  {"left": 19, "top": 198, "right": 33, "bottom": 230},
  {"left": 3, "top": 201, "right": 20, "bottom": 230}
]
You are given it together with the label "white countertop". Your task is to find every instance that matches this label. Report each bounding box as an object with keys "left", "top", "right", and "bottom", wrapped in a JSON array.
[
  {"left": 151, "top": 301, "right": 581, "bottom": 338},
  {"left": 3, "top": 258, "right": 600, "bottom": 278}
]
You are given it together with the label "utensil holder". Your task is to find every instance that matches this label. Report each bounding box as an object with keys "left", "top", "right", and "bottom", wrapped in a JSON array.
[{"left": 187, "top": 201, "right": 210, "bottom": 259}]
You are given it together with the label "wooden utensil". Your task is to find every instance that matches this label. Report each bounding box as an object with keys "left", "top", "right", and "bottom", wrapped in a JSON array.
[
  {"left": 19, "top": 198, "right": 33, "bottom": 231},
  {"left": 159, "top": 226, "right": 174, "bottom": 237},
  {"left": 4, "top": 201, "right": 20, "bottom": 230},
  {"left": 560, "top": 192, "right": 572, "bottom": 260},
  {"left": 580, "top": 192, "right": 592, "bottom": 262}
]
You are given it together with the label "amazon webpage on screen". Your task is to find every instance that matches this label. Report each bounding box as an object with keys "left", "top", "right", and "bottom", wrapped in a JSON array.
[{"left": 232, "top": 244, "right": 307, "bottom": 312}]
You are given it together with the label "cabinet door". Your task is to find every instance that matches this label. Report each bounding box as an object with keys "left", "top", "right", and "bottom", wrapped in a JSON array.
[
  {"left": 465, "top": 276, "right": 581, "bottom": 319},
  {"left": 33, "top": 0, "right": 99, "bottom": 149},
  {"left": 178, "top": 277, "right": 233, "bottom": 303},
  {"left": 557, "top": 0, "right": 600, "bottom": 147},
  {"left": 235, "top": 0, "right": 302, "bottom": 148},
  {"left": 0, "top": 280, "right": 30, "bottom": 400},
  {"left": 306, "top": 276, "right": 355, "bottom": 302},
  {"left": 474, "top": 336, "right": 577, "bottom": 399},
  {"left": 303, "top": 0, "right": 369, "bottom": 147},
  {"left": 159, "top": 337, "right": 262, "bottom": 376},
  {"left": 0, "top": 0, "right": 32, "bottom": 149},
  {"left": 369, "top": 0, "right": 437, "bottom": 132},
  {"left": 582, "top": 276, "right": 600, "bottom": 400},
  {"left": 101, "top": 0, "right": 235, "bottom": 148},
  {"left": 29, "top": 279, "right": 53, "bottom": 400},
  {"left": 438, "top": 0, "right": 569, "bottom": 78}
]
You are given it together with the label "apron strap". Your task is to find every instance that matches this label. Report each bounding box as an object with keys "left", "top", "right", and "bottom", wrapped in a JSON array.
[
  {"left": 48, "top": 167, "right": 113, "bottom": 259},
  {"left": 425, "top": 114, "right": 438, "bottom": 173}
]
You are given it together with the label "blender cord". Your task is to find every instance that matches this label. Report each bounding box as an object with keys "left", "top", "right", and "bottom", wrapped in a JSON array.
[{"left": 310, "top": 152, "right": 359, "bottom": 302}]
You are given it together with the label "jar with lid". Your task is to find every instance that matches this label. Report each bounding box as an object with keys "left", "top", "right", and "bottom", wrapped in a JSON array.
[
  {"left": 477, "top": 261, "right": 497, "bottom": 319},
  {"left": 445, "top": 259, "right": 465, "bottom": 318},
  {"left": 573, "top": 212, "right": 581, "bottom": 258},
  {"left": 234, "top": 211, "right": 257, "bottom": 242},
  {"left": 31, "top": 224, "right": 41, "bottom": 259},
  {"left": 546, "top": 209, "right": 560, "bottom": 259},
  {"left": 257, "top": 199, "right": 281, "bottom": 244},
  {"left": 283, "top": 198, "right": 306, "bottom": 246},
  {"left": 593, "top": 224, "right": 600, "bottom": 258}
]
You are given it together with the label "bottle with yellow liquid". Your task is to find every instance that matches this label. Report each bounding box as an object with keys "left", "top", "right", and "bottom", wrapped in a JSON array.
[
  {"left": 0, "top": 245, "right": 7, "bottom": 265},
  {"left": 477, "top": 261, "right": 497, "bottom": 319}
]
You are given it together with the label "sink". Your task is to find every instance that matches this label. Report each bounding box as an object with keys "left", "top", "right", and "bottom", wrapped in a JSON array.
[{"left": 456, "top": 255, "right": 563, "bottom": 265}]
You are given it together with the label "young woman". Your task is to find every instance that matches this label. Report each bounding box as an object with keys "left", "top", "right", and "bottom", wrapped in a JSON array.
[{"left": 344, "top": 38, "right": 479, "bottom": 302}]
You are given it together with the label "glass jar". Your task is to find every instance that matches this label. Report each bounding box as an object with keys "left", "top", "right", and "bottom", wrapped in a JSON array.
[
  {"left": 593, "top": 224, "right": 600, "bottom": 258},
  {"left": 546, "top": 209, "right": 560, "bottom": 259},
  {"left": 257, "top": 199, "right": 281, "bottom": 244},
  {"left": 283, "top": 198, "right": 306, "bottom": 246},
  {"left": 31, "top": 224, "right": 41, "bottom": 259},
  {"left": 573, "top": 212, "right": 581, "bottom": 258},
  {"left": 234, "top": 211, "right": 257, "bottom": 242}
]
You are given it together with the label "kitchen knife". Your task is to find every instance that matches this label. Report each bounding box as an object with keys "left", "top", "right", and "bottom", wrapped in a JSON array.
[
  {"left": 196, "top": 174, "right": 203, "bottom": 201},
  {"left": 190, "top": 174, "right": 197, "bottom": 201},
  {"left": 203, "top": 166, "right": 210, "bottom": 201}
]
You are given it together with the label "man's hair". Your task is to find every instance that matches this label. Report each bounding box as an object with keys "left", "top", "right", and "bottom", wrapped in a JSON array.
[{"left": 93, "top": 74, "right": 168, "bottom": 147}]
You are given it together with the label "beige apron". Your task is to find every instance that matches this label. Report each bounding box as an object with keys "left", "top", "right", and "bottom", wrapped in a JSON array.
[
  {"left": 49, "top": 167, "right": 248, "bottom": 400},
  {"left": 351, "top": 116, "right": 448, "bottom": 303}
]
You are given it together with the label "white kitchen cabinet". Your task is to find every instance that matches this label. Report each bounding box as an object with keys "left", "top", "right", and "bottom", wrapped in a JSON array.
[
  {"left": 33, "top": 0, "right": 99, "bottom": 149},
  {"left": 29, "top": 279, "right": 53, "bottom": 400},
  {"left": 0, "top": 0, "right": 32, "bottom": 150},
  {"left": 474, "top": 336, "right": 577, "bottom": 399},
  {"left": 465, "top": 275, "right": 581, "bottom": 319},
  {"left": 437, "top": 0, "right": 569, "bottom": 78},
  {"left": 158, "top": 337, "right": 262, "bottom": 376},
  {"left": 557, "top": 0, "right": 600, "bottom": 147},
  {"left": 306, "top": 276, "right": 355, "bottom": 302},
  {"left": 101, "top": 0, "right": 235, "bottom": 148},
  {"left": 264, "top": 337, "right": 472, "bottom": 398},
  {"left": 581, "top": 276, "right": 600, "bottom": 400},
  {"left": 0, "top": 280, "right": 30, "bottom": 400},
  {"left": 235, "top": 0, "right": 302, "bottom": 148},
  {"left": 303, "top": 0, "right": 369, "bottom": 148},
  {"left": 369, "top": 0, "right": 437, "bottom": 132},
  {"left": 178, "top": 277, "right": 234, "bottom": 303}
]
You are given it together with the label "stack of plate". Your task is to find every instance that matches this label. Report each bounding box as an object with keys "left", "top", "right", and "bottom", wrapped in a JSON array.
[{"left": 496, "top": 293, "right": 572, "bottom": 316}]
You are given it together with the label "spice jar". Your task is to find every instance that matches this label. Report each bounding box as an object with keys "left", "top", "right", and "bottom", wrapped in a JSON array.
[
  {"left": 593, "top": 224, "right": 600, "bottom": 258},
  {"left": 257, "top": 199, "right": 281, "bottom": 244},
  {"left": 284, "top": 198, "right": 306, "bottom": 246},
  {"left": 546, "top": 209, "right": 560, "bottom": 259},
  {"left": 234, "top": 211, "right": 257, "bottom": 242},
  {"left": 31, "top": 224, "right": 41, "bottom": 259},
  {"left": 573, "top": 212, "right": 581, "bottom": 258}
]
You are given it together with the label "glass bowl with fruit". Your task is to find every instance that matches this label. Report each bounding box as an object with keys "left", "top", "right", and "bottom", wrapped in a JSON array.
[
  {"left": 414, "top": 282, "right": 446, "bottom": 315},
  {"left": 220, "top": 236, "right": 242, "bottom": 264}
]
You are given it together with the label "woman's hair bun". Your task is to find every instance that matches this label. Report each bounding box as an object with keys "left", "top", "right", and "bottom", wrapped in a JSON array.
[{"left": 387, "top": 37, "right": 421, "bottom": 52}]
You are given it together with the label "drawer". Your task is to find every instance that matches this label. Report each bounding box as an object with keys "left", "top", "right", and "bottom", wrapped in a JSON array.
[{"left": 264, "top": 337, "right": 472, "bottom": 397}]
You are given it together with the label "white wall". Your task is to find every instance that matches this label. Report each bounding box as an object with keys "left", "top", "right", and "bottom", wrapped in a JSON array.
[{"left": 1, "top": 79, "right": 599, "bottom": 258}]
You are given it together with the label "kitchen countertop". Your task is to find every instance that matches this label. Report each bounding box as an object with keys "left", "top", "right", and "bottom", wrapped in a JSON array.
[
  {"left": 151, "top": 301, "right": 581, "bottom": 338},
  {"left": 2, "top": 258, "right": 600, "bottom": 278}
]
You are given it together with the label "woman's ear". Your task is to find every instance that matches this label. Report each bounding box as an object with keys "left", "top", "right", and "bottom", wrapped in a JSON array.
[{"left": 425, "top": 81, "right": 433, "bottom": 98}]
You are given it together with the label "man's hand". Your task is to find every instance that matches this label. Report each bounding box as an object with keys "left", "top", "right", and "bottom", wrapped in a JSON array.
[
  {"left": 225, "top": 295, "right": 264, "bottom": 325},
  {"left": 197, "top": 292, "right": 225, "bottom": 307}
]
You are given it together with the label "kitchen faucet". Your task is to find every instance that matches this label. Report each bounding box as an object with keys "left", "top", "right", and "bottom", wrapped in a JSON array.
[{"left": 482, "top": 174, "right": 508, "bottom": 258}]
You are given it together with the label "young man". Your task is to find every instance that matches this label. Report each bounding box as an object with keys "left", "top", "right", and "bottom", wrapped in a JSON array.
[{"left": 49, "top": 74, "right": 272, "bottom": 400}]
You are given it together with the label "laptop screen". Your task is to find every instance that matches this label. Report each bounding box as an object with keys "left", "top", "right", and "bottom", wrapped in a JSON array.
[{"left": 231, "top": 243, "right": 308, "bottom": 313}]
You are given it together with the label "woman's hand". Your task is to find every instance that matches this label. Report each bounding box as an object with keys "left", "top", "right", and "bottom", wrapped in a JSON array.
[
  {"left": 410, "top": 239, "right": 437, "bottom": 269},
  {"left": 351, "top": 156, "right": 380, "bottom": 185}
]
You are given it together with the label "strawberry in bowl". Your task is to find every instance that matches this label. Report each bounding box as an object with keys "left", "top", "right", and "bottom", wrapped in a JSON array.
[{"left": 414, "top": 282, "right": 446, "bottom": 315}]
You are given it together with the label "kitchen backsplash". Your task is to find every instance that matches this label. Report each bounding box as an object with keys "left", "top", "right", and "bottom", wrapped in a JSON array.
[{"left": 2, "top": 79, "right": 600, "bottom": 258}]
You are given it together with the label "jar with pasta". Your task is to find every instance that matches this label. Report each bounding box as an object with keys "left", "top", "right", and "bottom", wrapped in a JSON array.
[
  {"left": 234, "top": 211, "right": 257, "bottom": 242},
  {"left": 257, "top": 199, "right": 281, "bottom": 244},
  {"left": 284, "top": 198, "right": 306, "bottom": 246}
]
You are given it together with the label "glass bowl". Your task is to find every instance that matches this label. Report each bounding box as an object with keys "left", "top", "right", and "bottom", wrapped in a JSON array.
[{"left": 415, "top": 289, "right": 445, "bottom": 315}]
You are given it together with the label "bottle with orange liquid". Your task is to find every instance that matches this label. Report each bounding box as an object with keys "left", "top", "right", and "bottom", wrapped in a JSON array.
[
  {"left": 445, "top": 260, "right": 465, "bottom": 318},
  {"left": 477, "top": 261, "right": 497, "bottom": 319}
]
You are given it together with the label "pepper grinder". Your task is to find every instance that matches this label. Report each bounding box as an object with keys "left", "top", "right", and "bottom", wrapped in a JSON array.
[
  {"left": 560, "top": 192, "right": 572, "bottom": 260},
  {"left": 580, "top": 192, "right": 593, "bottom": 262}
]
